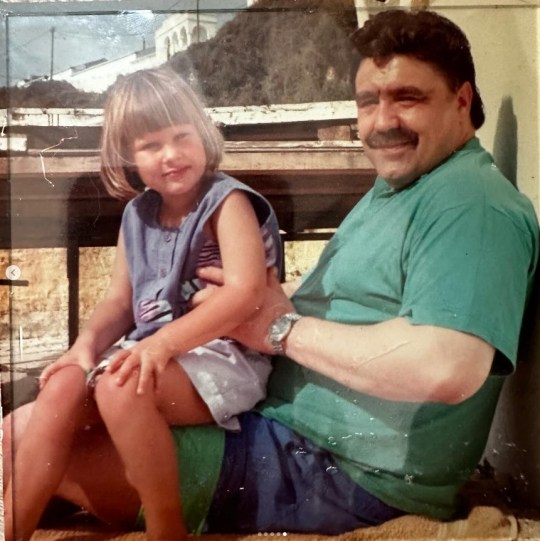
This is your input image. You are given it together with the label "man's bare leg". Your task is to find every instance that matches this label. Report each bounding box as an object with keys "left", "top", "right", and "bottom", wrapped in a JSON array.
[
  {"left": 4, "top": 366, "right": 89, "bottom": 541},
  {"left": 3, "top": 400, "right": 141, "bottom": 533}
]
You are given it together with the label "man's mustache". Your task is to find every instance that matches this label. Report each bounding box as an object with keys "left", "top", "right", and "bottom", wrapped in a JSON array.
[{"left": 366, "top": 128, "right": 419, "bottom": 149}]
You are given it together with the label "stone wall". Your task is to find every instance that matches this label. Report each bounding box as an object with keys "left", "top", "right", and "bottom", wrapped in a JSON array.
[
  {"left": 1, "top": 247, "right": 113, "bottom": 358},
  {"left": 2, "top": 248, "right": 69, "bottom": 358}
]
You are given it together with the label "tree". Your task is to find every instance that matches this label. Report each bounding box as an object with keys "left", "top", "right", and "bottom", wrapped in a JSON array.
[
  {"left": 168, "top": 0, "right": 360, "bottom": 106},
  {"left": 1, "top": 80, "right": 104, "bottom": 109}
]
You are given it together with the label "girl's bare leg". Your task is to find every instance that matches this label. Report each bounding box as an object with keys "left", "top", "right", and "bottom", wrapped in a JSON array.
[
  {"left": 94, "top": 362, "right": 213, "bottom": 541},
  {"left": 3, "top": 365, "right": 90, "bottom": 541}
]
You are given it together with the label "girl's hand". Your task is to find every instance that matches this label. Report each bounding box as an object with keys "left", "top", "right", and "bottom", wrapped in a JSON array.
[
  {"left": 39, "top": 348, "right": 94, "bottom": 390},
  {"left": 107, "top": 337, "right": 174, "bottom": 395}
]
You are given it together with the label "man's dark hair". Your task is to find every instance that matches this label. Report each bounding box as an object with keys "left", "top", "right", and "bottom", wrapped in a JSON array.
[{"left": 352, "top": 9, "right": 485, "bottom": 129}]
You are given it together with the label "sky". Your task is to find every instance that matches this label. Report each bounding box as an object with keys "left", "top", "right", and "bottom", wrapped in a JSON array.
[{"left": 1, "top": 0, "right": 247, "bottom": 86}]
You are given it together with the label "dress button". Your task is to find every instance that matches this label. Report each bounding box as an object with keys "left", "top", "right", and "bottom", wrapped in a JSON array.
[
  {"left": 160, "top": 269, "right": 167, "bottom": 278},
  {"left": 164, "top": 232, "right": 172, "bottom": 242}
]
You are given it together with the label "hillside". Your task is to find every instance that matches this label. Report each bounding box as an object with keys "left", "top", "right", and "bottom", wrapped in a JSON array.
[
  {"left": 0, "top": 80, "right": 104, "bottom": 109},
  {"left": 169, "top": 0, "right": 360, "bottom": 106},
  {"left": 2, "top": 0, "right": 360, "bottom": 108}
]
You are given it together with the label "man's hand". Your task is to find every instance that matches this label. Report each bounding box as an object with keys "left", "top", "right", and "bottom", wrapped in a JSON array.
[{"left": 194, "top": 266, "right": 295, "bottom": 354}]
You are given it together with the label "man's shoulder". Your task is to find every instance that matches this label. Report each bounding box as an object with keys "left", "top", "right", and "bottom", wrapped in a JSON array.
[
  {"left": 424, "top": 138, "right": 522, "bottom": 203},
  {"left": 432, "top": 137, "right": 495, "bottom": 183},
  {"left": 416, "top": 139, "right": 538, "bottom": 237}
]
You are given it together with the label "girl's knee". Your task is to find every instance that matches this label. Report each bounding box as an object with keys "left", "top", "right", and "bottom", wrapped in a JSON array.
[
  {"left": 93, "top": 371, "right": 122, "bottom": 410},
  {"left": 94, "top": 371, "right": 152, "bottom": 418},
  {"left": 39, "top": 366, "right": 86, "bottom": 405}
]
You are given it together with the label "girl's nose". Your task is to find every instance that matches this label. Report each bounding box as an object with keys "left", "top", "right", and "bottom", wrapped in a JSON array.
[{"left": 161, "top": 144, "right": 178, "bottom": 162}]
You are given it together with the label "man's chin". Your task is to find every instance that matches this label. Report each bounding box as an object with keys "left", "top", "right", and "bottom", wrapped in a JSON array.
[{"left": 378, "top": 169, "right": 418, "bottom": 189}]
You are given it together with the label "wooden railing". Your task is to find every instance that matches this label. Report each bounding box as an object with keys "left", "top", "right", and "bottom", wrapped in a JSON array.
[{"left": 0, "top": 104, "right": 376, "bottom": 343}]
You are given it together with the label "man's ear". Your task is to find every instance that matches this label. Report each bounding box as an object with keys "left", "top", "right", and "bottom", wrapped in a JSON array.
[{"left": 456, "top": 81, "right": 473, "bottom": 114}]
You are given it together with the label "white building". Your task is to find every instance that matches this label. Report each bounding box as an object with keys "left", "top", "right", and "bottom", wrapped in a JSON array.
[
  {"left": 155, "top": 12, "right": 218, "bottom": 64},
  {"left": 54, "top": 12, "right": 217, "bottom": 93}
]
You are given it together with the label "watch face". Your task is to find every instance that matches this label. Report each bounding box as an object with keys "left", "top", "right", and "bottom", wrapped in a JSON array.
[
  {"left": 271, "top": 317, "right": 290, "bottom": 341},
  {"left": 269, "top": 314, "right": 301, "bottom": 354}
]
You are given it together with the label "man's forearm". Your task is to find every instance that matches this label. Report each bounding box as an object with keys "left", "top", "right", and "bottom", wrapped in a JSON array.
[{"left": 285, "top": 316, "right": 494, "bottom": 404}]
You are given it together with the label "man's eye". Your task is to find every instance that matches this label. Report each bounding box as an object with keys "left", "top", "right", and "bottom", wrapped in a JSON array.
[
  {"left": 357, "top": 99, "right": 378, "bottom": 109},
  {"left": 397, "top": 94, "right": 424, "bottom": 104},
  {"left": 356, "top": 91, "right": 378, "bottom": 109}
]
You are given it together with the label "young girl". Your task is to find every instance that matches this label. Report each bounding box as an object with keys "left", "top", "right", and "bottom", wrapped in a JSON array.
[{"left": 4, "top": 67, "right": 282, "bottom": 541}]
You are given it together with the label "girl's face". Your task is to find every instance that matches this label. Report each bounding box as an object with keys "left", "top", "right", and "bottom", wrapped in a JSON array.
[{"left": 131, "top": 123, "right": 207, "bottom": 201}]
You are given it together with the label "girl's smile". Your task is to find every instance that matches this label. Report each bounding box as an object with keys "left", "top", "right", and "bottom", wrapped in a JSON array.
[
  {"left": 131, "top": 123, "right": 208, "bottom": 204},
  {"left": 163, "top": 166, "right": 191, "bottom": 179}
]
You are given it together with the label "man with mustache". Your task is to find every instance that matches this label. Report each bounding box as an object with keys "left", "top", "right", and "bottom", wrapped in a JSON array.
[
  {"left": 192, "top": 8, "right": 539, "bottom": 532},
  {"left": 3, "top": 8, "right": 539, "bottom": 537}
]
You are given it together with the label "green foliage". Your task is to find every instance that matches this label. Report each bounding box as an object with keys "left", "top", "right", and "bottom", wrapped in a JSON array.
[
  {"left": 0, "top": 79, "right": 104, "bottom": 109},
  {"left": 168, "top": 0, "right": 360, "bottom": 106}
]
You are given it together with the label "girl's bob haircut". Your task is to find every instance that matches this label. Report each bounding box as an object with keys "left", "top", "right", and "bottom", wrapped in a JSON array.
[{"left": 100, "top": 67, "right": 224, "bottom": 200}]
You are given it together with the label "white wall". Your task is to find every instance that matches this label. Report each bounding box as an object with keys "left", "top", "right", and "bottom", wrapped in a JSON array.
[
  {"left": 480, "top": 4, "right": 540, "bottom": 507},
  {"left": 55, "top": 50, "right": 160, "bottom": 93},
  {"left": 439, "top": 3, "right": 539, "bottom": 211},
  {"left": 154, "top": 13, "right": 217, "bottom": 64},
  {"left": 426, "top": 1, "right": 540, "bottom": 508}
]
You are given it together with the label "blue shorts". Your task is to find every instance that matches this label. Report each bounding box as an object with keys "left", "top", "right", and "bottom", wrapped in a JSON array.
[{"left": 205, "top": 412, "right": 403, "bottom": 534}]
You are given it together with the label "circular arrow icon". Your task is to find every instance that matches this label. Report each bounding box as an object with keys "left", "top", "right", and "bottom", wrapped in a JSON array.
[{"left": 6, "top": 265, "right": 21, "bottom": 281}]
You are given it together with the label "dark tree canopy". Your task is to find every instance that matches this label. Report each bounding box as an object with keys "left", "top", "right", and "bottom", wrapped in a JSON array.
[{"left": 169, "top": 0, "right": 360, "bottom": 106}]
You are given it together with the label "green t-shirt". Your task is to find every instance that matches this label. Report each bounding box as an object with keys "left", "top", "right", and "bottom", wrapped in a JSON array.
[{"left": 260, "top": 137, "right": 539, "bottom": 518}]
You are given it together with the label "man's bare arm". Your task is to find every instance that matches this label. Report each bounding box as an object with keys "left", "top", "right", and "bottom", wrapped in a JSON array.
[
  {"left": 286, "top": 316, "right": 494, "bottom": 404},
  {"left": 195, "top": 266, "right": 494, "bottom": 404}
]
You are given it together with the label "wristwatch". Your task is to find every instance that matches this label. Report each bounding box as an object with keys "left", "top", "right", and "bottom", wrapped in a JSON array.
[{"left": 268, "top": 313, "right": 303, "bottom": 355}]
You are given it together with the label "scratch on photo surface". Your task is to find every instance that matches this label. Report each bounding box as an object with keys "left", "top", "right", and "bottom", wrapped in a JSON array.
[
  {"left": 89, "top": 174, "right": 103, "bottom": 226},
  {"left": 356, "top": 340, "right": 411, "bottom": 368},
  {"left": 39, "top": 129, "right": 79, "bottom": 187}
]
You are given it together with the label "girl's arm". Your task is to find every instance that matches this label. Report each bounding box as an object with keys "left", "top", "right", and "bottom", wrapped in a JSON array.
[
  {"left": 192, "top": 268, "right": 494, "bottom": 404},
  {"left": 110, "top": 190, "right": 268, "bottom": 393},
  {"left": 40, "top": 232, "right": 134, "bottom": 387}
]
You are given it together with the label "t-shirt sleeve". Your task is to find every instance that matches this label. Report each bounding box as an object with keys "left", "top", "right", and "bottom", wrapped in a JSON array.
[{"left": 399, "top": 199, "right": 535, "bottom": 373}]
